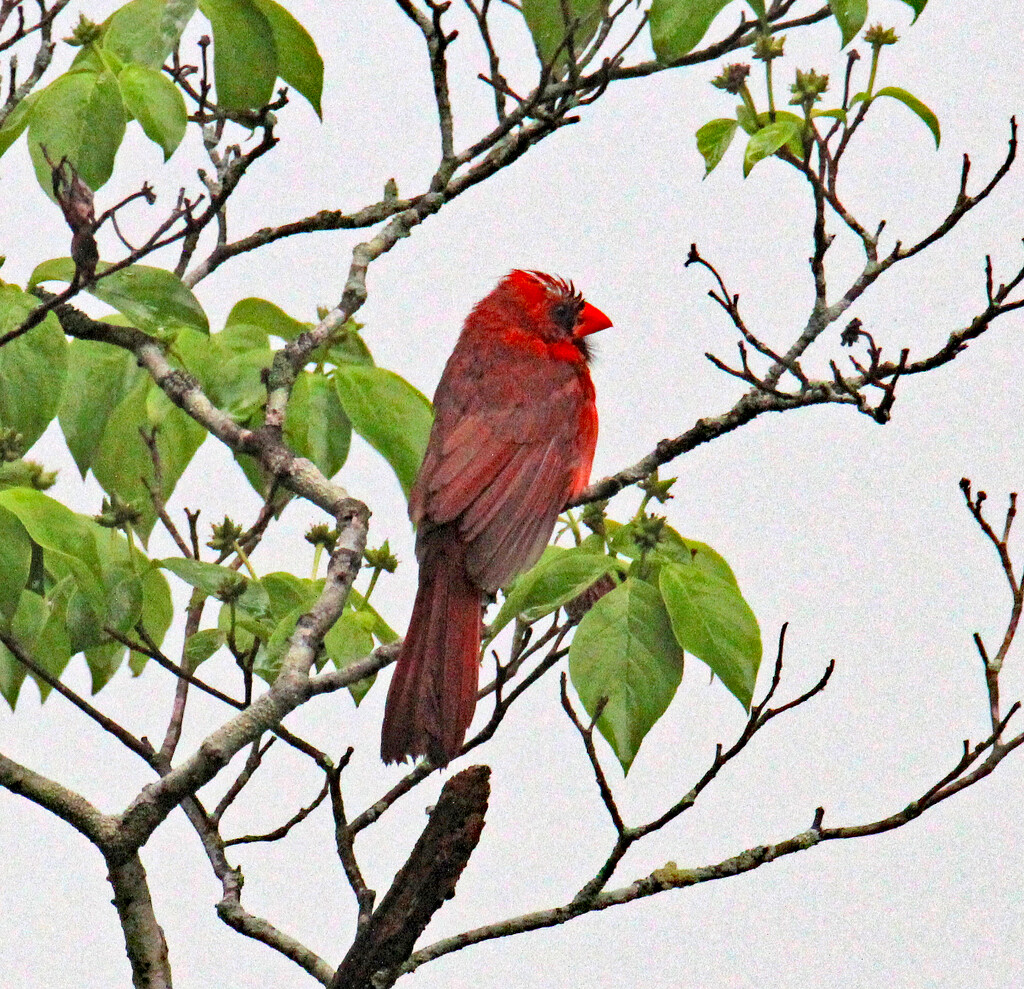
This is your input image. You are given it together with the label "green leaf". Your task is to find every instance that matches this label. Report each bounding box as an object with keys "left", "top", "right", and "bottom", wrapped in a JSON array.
[
  {"left": 521, "top": 0, "right": 607, "bottom": 68},
  {"left": 184, "top": 627, "right": 226, "bottom": 665},
  {"left": 104, "top": 565, "right": 144, "bottom": 635},
  {"left": 696, "top": 117, "right": 738, "bottom": 176},
  {"left": 899, "top": 0, "right": 927, "bottom": 21},
  {"left": 346, "top": 589, "right": 398, "bottom": 644},
  {"left": 158, "top": 557, "right": 270, "bottom": 616},
  {"left": 0, "top": 489, "right": 105, "bottom": 610},
  {"left": 333, "top": 365, "right": 433, "bottom": 499},
  {"left": 226, "top": 297, "right": 308, "bottom": 340},
  {"left": 649, "top": 0, "right": 732, "bottom": 63},
  {"left": 0, "top": 634, "right": 27, "bottom": 709},
  {"left": 659, "top": 560, "right": 762, "bottom": 709},
  {"left": 0, "top": 93, "right": 37, "bottom": 160},
  {"left": 249, "top": 0, "right": 322, "bottom": 116},
  {"left": 488, "top": 545, "right": 618, "bottom": 640},
  {"left": 260, "top": 571, "right": 320, "bottom": 618},
  {"left": 743, "top": 118, "right": 802, "bottom": 176},
  {"left": 118, "top": 63, "right": 187, "bottom": 159},
  {"left": 28, "top": 69, "right": 126, "bottom": 194},
  {"left": 746, "top": 0, "right": 765, "bottom": 17},
  {"left": 0, "top": 508, "right": 31, "bottom": 621},
  {"left": 284, "top": 371, "right": 351, "bottom": 479},
  {"left": 325, "top": 323, "right": 374, "bottom": 367},
  {"left": 873, "top": 85, "right": 940, "bottom": 148},
  {"left": 104, "top": 0, "right": 199, "bottom": 68},
  {"left": 198, "top": 0, "right": 277, "bottom": 111},
  {"left": 0, "top": 285, "right": 68, "bottom": 449},
  {"left": 569, "top": 577, "right": 684, "bottom": 773},
  {"left": 828, "top": 0, "right": 867, "bottom": 48},
  {"left": 85, "top": 639, "right": 127, "bottom": 692},
  {"left": 323, "top": 609, "right": 375, "bottom": 704},
  {"left": 31, "top": 258, "right": 209, "bottom": 335},
  {"left": 90, "top": 376, "right": 205, "bottom": 541},
  {"left": 58, "top": 339, "right": 140, "bottom": 476},
  {"left": 252, "top": 604, "right": 305, "bottom": 683},
  {"left": 9, "top": 590, "right": 73, "bottom": 702},
  {"left": 812, "top": 107, "right": 847, "bottom": 123}
]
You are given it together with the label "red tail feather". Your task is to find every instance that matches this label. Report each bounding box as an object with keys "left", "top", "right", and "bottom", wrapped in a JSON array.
[{"left": 380, "top": 532, "right": 482, "bottom": 767}]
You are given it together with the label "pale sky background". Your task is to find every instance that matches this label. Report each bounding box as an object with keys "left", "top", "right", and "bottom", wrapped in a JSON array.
[{"left": 2, "top": 2, "right": 1023, "bottom": 987}]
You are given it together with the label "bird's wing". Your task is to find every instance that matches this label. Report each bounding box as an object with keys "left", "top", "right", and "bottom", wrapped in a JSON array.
[{"left": 411, "top": 336, "right": 596, "bottom": 591}]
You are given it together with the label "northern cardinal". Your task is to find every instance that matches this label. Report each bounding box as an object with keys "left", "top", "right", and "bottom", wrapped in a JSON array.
[{"left": 380, "top": 270, "right": 612, "bottom": 766}]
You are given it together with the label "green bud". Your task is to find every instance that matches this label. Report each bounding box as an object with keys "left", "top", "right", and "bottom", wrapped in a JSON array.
[
  {"left": 64, "top": 13, "right": 102, "bottom": 46},
  {"left": 639, "top": 470, "right": 676, "bottom": 505},
  {"left": 207, "top": 516, "right": 245, "bottom": 552},
  {"left": 863, "top": 23, "right": 899, "bottom": 48},
  {"left": 364, "top": 540, "right": 398, "bottom": 573},
  {"left": 789, "top": 68, "right": 829, "bottom": 107},
  {"left": 579, "top": 499, "right": 609, "bottom": 535},
  {"left": 633, "top": 513, "right": 667, "bottom": 552},
  {"left": 305, "top": 523, "right": 338, "bottom": 552},
  {"left": 94, "top": 493, "right": 142, "bottom": 528},
  {"left": 383, "top": 177, "right": 399, "bottom": 200},
  {"left": 215, "top": 574, "right": 248, "bottom": 604},
  {"left": 0, "top": 427, "right": 25, "bottom": 462},
  {"left": 711, "top": 63, "right": 751, "bottom": 95},
  {"left": 752, "top": 33, "right": 785, "bottom": 62}
]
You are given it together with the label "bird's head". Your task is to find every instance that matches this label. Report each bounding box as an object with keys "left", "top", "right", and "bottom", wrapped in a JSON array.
[{"left": 500, "top": 270, "right": 612, "bottom": 351}]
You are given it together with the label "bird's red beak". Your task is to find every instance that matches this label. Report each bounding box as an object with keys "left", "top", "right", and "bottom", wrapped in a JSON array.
[{"left": 575, "top": 301, "right": 613, "bottom": 338}]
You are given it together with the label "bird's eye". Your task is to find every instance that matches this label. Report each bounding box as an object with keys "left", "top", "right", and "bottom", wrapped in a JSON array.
[{"left": 551, "top": 299, "right": 582, "bottom": 336}]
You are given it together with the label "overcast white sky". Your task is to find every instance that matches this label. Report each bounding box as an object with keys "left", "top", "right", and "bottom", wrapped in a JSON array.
[{"left": 2, "top": 2, "right": 1023, "bottom": 986}]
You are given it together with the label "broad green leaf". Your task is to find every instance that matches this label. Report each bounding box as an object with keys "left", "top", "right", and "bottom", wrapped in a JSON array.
[
  {"left": 184, "top": 627, "right": 226, "bottom": 665},
  {"left": 0, "top": 508, "right": 31, "bottom": 620},
  {"left": 347, "top": 588, "right": 398, "bottom": 644},
  {"left": 198, "top": 0, "right": 277, "bottom": 111},
  {"left": 65, "top": 585, "right": 105, "bottom": 652},
  {"left": 5, "top": 590, "right": 73, "bottom": 702},
  {"left": 0, "top": 285, "right": 68, "bottom": 449},
  {"left": 0, "top": 634, "right": 27, "bottom": 709},
  {"left": 334, "top": 365, "right": 433, "bottom": 499},
  {"left": 0, "top": 489, "right": 105, "bottom": 609},
  {"left": 85, "top": 639, "right": 126, "bottom": 692},
  {"left": 649, "top": 0, "right": 732, "bottom": 63},
  {"left": 250, "top": 0, "right": 323, "bottom": 116},
  {"left": 829, "top": 0, "right": 867, "bottom": 47},
  {"left": 323, "top": 609, "right": 376, "bottom": 704},
  {"left": 873, "top": 86, "right": 940, "bottom": 148},
  {"left": 521, "top": 0, "right": 607, "bottom": 68},
  {"left": 325, "top": 323, "right": 374, "bottom": 367},
  {"left": 488, "top": 546, "right": 618, "bottom": 640},
  {"left": 27, "top": 69, "right": 126, "bottom": 193},
  {"left": 58, "top": 339, "right": 140, "bottom": 476},
  {"left": 104, "top": 0, "right": 199, "bottom": 67},
  {"left": 253, "top": 604, "right": 304, "bottom": 683},
  {"left": 746, "top": 0, "right": 765, "bottom": 17},
  {"left": 158, "top": 557, "right": 270, "bottom": 616},
  {"left": 0, "top": 93, "right": 37, "bottom": 159},
  {"left": 285, "top": 371, "right": 351, "bottom": 479},
  {"left": 226, "top": 296, "right": 308, "bottom": 340},
  {"left": 659, "top": 560, "right": 762, "bottom": 709},
  {"left": 90, "top": 376, "right": 206, "bottom": 541},
  {"left": 812, "top": 107, "right": 847, "bottom": 123},
  {"left": 696, "top": 117, "right": 738, "bottom": 176},
  {"left": 104, "top": 565, "right": 144, "bottom": 636},
  {"left": 569, "top": 577, "right": 684, "bottom": 773},
  {"left": 743, "top": 118, "right": 802, "bottom": 175},
  {"left": 118, "top": 63, "right": 187, "bottom": 159},
  {"left": 899, "top": 0, "right": 927, "bottom": 21},
  {"left": 260, "top": 571, "right": 320, "bottom": 618},
  {"left": 608, "top": 522, "right": 740, "bottom": 589},
  {"left": 31, "top": 258, "right": 209, "bottom": 335}
]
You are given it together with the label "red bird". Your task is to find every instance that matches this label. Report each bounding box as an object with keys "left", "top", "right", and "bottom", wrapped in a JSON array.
[{"left": 380, "top": 270, "right": 612, "bottom": 766}]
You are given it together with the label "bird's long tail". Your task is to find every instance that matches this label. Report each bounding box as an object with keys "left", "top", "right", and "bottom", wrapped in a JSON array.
[{"left": 380, "top": 532, "right": 482, "bottom": 767}]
